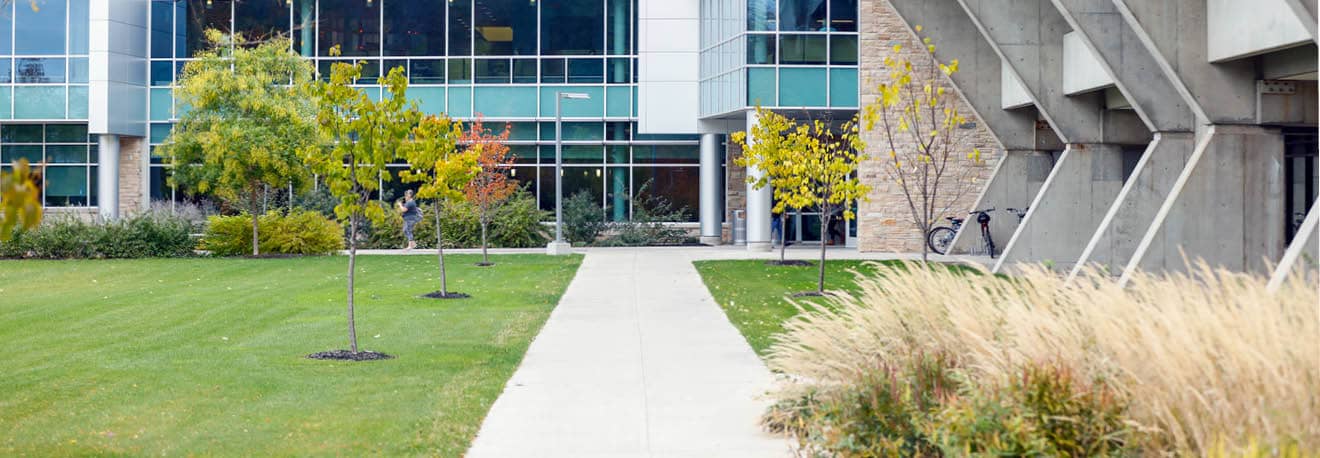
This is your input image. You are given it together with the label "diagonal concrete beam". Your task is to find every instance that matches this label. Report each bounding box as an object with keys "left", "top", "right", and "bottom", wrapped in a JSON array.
[
  {"left": 1282, "top": 0, "right": 1318, "bottom": 42},
  {"left": 1050, "top": 0, "right": 1196, "bottom": 132},
  {"left": 1112, "top": 0, "right": 1258, "bottom": 124},
  {"left": 1268, "top": 198, "right": 1319, "bottom": 291},
  {"left": 885, "top": 0, "right": 1039, "bottom": 151},
  {"left": 958, "top": 0, "right": 1108, "bottom": 143}
]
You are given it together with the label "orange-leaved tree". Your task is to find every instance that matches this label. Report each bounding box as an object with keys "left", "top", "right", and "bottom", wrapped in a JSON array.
[{"left": 461, "top": 117, "right": 517, "bottom": 266}]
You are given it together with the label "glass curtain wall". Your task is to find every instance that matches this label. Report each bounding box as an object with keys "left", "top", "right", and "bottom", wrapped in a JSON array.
[
  {"left": 0, "top": 124, "right": 97, "bottom": 207},
  {"left": 700, "top": 0, "right": 858, "bottom": 116},
  {"left": 146, "top": 0, "right": 699, "bottom": 221},
  {"left": 0, "top": 0, "right": 90, "bottom": 121}
]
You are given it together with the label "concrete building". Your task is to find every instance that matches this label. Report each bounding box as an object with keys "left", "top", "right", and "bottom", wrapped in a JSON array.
[{"left": 2, "top": 0, "right": 1315, "bottom": 280}]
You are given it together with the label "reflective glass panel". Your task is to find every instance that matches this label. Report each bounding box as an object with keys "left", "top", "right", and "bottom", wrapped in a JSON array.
[
  {"left": 13, "top": 86, "right": 65, "bottom": 119},
  {"left": 829, "top": 0, "right": 858, "bottom": 32},
  {"left": 185, "top": 0, "right": 232, "bottom": 57},
  {"left": 234, "top": 0, "right": 289, "bottom": 42},
  {"left": 779, "top": 0, "right": 826, "bottom": 31},
  {"left": 0, "top": 58, "right": 10, "bottom": 83},
  {"left": 151, "top": 60, "right": 174, "bottom": 86},
  {"left": 568, "top": 58, "right": 604, "bottom": 84},
  {"left": 779, "top": 34, "right": 826, "bottom": 64},
  {"left": 605, "top": 0, "right": 630, "bottom": 55},
  {"left": 318, "top": 0, "right": 380, "bottom": 57},
  {"left": 14, "top": 58, "right": 65, "bottom": 84},
  {"left": 747, "top": 0, "right": 777, "bottom": 31},
  {"left": 830, "top": 35, "right": 857, "bottom": 64},
  {"left": 541, "top": 58, "right": 566, "bottom": 83},
  {"left": 15, "top": 0, "right": 66, "bottom": 55},
  {"left": 448, "top": 58, "right": 472, "bottom": 84},
  {"left": 69, "top": 0, "right": 90, "bottom": 54},
  {"left": 449, "top": 0, "right": 472, "bottom": 56},
  {"left": 475, "top": 0, "right": 537, "bottom": 56},
  {"left": 47, "top": 145, "right": 87, "bottom": 163},
  {"left": 151, "top": 1, "right": 173, "bottom": 58},
  {"left": 46, "top": 124, "right": 87, "bottom": 142},
  {"left": 633, "top": 166, "right": 698, "bottom": 221},
  {"left": 830, "top": 68, "right": 857, "bottom": 107},
  {"left": 67, "top": 86, "right": 88, "bottom": 119},
  {"left": 0, "top": 5, "right": 11, "bottom": 55},
  {"left": 410, "top": 59, "right": 445, "bottom": 83},
  {"left": 44, "top": 166, "right": 89, "bottom": 206},
  {"left": 606, "top": 166, "right": 627, "bottom": 221},
  {"left": 1, "top": 125, "right": 42, "bottom": 143},
  {"left": 474, "top": 59, "right": 512, "bottom": 84},
  {"left": 747, "top": 34, "right": 775, "bottom": 64},
  {"left": 542, "top": 0, "right": 604, "bottom": 56},
  {"left": 513, "top": 59, "right": 537, "bottom": 83},
  {"left": 2, "top": 145, "right": 42, "bottom": 163},
  {"left": 779, "top": 67, "right": 827, "bottom": 106},
  {"left": 293, "top": 0, "right": 315, "bottom": 55},
  {"left": 606, "top": 57, "right": 629, "bottom": 84},
  {"left": 382, "top": 0, "right": 444, "bottom": 56}
]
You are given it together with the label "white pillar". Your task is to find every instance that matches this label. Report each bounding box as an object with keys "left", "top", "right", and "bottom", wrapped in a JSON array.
[
  {"left": 97, "top": 134, "right": 120, "bottom": 220},
  {"left": 699, "top": 133, "right": 724, "bottom": 245},
  {"left": 745, "top": 110, "right": 772, "bottom": 252}
]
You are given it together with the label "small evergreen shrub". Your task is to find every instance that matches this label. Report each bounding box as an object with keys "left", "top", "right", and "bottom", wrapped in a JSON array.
[
  {"left": 0, "top": 211, "right": 195, "bottom": 259},
  {"left": 562, "top": 190, "right": 607, "bottom": 245},
  {"left": 201, "top": 210, "right": 343, "bottom": 256}
]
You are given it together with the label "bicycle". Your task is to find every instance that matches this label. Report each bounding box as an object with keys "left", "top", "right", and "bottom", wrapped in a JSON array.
[{"left": 927, "top": 208, "right": 996, "bottom": 258}]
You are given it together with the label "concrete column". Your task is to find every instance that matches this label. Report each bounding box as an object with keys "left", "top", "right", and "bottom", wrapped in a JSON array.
[
  {"left": 97, "top": 134, "right": 121, "bottom": 220},
  {"left": 698, "top": 133, "right": 724, "bottom": 246},
  {"left": 744, "top": 110, "right": 772, "bottom": 252},
  {"left": 994, "top": 143, "right": 1127, "bottom": 273},
  {"left": 1070, "top": 132, "right": 1196, "bottom": 278},
  {"left": 1122, "top": 125, "right": 1287, "bottom": 281},
  {"left": 947, "top": 149, "right": 1054, "bottom": 254}
]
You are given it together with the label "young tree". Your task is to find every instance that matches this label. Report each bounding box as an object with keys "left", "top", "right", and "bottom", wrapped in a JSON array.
[
  {"left": 731, "top": 107, "right": 814, "bottom": 265},
  {"left": 795, "top": 118, "right": 870, "bottom": 295},
  {"left": 0, "top": 160, "right": 42, "bottom": 241},
  {"left": 160, "top": 31, "right": 320, "bottom": 256},
  {"left": 400, "top": 115, "right": 477, "bottom": 298},
  {"left": 309, "top": 56, "right": 420, "bottom": 356},
  {"left": 861, "top": 35, "right": 986, "bottom": 261},
  {"left": 460, "top": 118, "right": 517, "bottom": 266}
]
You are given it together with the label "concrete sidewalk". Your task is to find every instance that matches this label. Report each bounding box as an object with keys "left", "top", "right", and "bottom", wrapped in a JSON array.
[{"left": 465, "top": 248, "right": 793, "bottom": 457}]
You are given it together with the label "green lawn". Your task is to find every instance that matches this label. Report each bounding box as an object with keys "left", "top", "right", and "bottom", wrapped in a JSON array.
[
  {"left": 0, "top": 254, "right": 581, "bottom": 456},
  {"left": 694, "top": 259, "right": 895, "bottom": 357}
]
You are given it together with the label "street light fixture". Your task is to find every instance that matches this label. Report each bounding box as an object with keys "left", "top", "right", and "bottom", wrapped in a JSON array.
[{"left": 546, "top": 91, "right": 591, "bottom": 255}]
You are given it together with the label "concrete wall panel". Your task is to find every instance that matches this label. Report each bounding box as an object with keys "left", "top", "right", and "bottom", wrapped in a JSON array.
[{"left": 1208, "top": 0, "right": 1311, "bottom": 62}]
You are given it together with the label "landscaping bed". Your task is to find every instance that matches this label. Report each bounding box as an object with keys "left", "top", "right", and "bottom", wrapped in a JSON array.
[{"left": 0, "top": 254, "right": 581, "bottom": 456}]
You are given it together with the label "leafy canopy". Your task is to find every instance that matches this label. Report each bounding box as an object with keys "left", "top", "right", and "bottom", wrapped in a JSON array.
[
  {"left": 461, "top": 118, "right": 518, "bottom": 224},
  {"left": 160, "top": 31, "right": 320, "bottom": 207},
  {"left": 0, "top": 160, "right": 42, "bottom": 241},
  {"left": 308, "top": 51, "right": 421, "bottom": 228},
  {"left": 400, "top": 115, "right": 476, "bottom": 204}
]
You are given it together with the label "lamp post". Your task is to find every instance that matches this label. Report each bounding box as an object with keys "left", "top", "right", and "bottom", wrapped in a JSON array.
[{"left": 546, "top": 91, "right": 591, "bottom": 255}]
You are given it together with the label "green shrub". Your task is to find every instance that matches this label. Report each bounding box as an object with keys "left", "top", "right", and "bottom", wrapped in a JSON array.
[
  {"left": 927, "top": 365, "right": 1137, "bottom": 457},
  {"left": 0, "top": 211, "right": 195, "bottom": 259},
  {"left": 562, "top": 190, "right": 607, "bottom": 245},
  {"left": 201, "top": 210, "right": 343, "bottom": 256},
  {"left": 597, "top": 183, "right": 693, "bottom": 247},
  {"left": 364, "top": 191, "right": 547, "bottom": 249}
]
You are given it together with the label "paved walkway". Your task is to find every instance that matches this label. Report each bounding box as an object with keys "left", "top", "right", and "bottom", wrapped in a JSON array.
[{"left": 465, "top": 248, "right": 793, "bottom": 458}]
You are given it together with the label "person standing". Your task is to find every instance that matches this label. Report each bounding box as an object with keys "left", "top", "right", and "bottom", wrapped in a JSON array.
[{"left": 398, "top": 189, "right": 422, "bottom": 251}]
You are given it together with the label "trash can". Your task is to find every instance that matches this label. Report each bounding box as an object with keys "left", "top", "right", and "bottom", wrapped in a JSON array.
[{"left": 732, "top": 210, "right": 747, "bottom": 246}]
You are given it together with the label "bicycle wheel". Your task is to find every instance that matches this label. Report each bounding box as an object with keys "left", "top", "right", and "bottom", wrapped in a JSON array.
[
  {"left": 927, "top": 227, "right": 956, "bottom": 255},
  {"left": 982, "top": 225, "right": 996, "bottom": 259}
]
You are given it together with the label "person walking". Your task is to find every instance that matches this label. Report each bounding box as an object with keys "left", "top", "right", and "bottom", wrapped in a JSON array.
[
  {"left": 398, "top": 189, "right": 422, "bottom": 251},
  {"left": 770, "top": 210, "right": 783, "bottom": 247}
]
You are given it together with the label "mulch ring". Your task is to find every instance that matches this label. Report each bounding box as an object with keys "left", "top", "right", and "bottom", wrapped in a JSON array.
[
  {"left": 765, "top": 260, "right": 813, "bottom": 267},
  {"left": 789, "top": 291, "right": 835, "bottom": 299},
  {"left": 475, "top": 262, "right": 495, "bottom": 267},
  {"left": 306, "top": 350, "right": 395, "bottom": 361},
  {"left": 421, "top": 291, "right": 471, "bottom": 299}
]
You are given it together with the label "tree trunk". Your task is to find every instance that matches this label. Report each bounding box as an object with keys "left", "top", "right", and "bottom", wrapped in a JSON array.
[
  {"left": 435, "top": 201, "right": 447, "bottom": 295},
  {"left": 818, "top": 214, "right": 829, "bottom": 294},
  {"left": 347, "top": 215, "right": 359, "bottom": 353},
  {"left": 251, "top": 211, "right": 260, "bottom": 257},
  {"left": 480, "top": 220, "right": 489, "bottom": 265},
  {"left": 779, "top": 213, "right": 787, "bottom": 263}
]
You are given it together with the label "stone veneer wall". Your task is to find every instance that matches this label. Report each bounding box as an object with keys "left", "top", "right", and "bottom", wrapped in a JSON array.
[
  {"left": 723, "top": 140, "right": 747, "bottom": 242},
  {"left": 118, "top": 136, "right": 147, "bottom": 216},
  {"left": 855, "top": 0, "right": 1002, "bottom": 253}
]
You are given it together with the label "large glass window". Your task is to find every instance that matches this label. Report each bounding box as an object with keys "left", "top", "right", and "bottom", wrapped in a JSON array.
[
  {"left": 779, "top": 34, "right": 826, "bottom": 64},
  {"left": 542, "top": 0, "right": 604, "bottom": 56},
  {"left": 151, "top": 1, "right": 174, "bottom": 58},
  {"left": 449, "top": 0, "right": 472, "bottom": 56},
  {"left": 475, "top": 0, "right": 537, "bottom": 56},
  {"left": 633, "top": 167, "right": 698, "bottom": 222},
  {"left": 293, "top": 0, "right": 315, "bottom": 55},
  {"left": 14, "top": 58, "right": 65, "bottom": 84},
  {"left": 69, "top": 0, "right": 89, "bottom": 55},
  {"left": 779, "top": 0, "right": 826, "bottom": 31},
  {"left": 384, "top": 0, "right": 446, "bottom": 56},
  {"left": 747, "top": 0, "right": 777, "bottom": 31},
  {"left": 829, "top": 0, "right": 857, "bottom": 32},
  {"left": 0, "top": 124, "right": 96, "bottom": 207},
  {"left": 317, "top": 0, "right": 380, "bottom": 57},
  {"left": 185, "top": 0, "right": 233, "bottom": 57},
  {"left": 234, "top": 0, "right": 290, "bottom": 42},
  {"left": 605, "top": 0, "right": 631, "bottom": 55},
  {"left": 15, "top": 0, "right": 67, "bottom": 55}
]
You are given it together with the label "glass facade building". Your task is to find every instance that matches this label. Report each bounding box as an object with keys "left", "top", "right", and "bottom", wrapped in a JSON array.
[
  {"left": 145, "top": 0, "right": 699, "bottom": 221},
  {"left": 0, "top": 1, "right": 94, "bottom": 208},
  {"left": 699, "top": 0, "right": 858, "bottom": 117}
]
